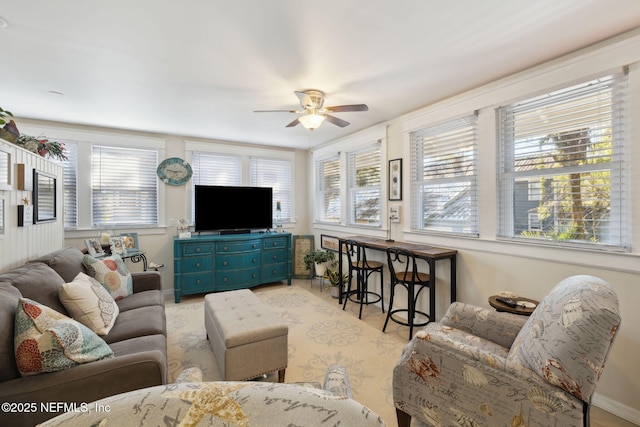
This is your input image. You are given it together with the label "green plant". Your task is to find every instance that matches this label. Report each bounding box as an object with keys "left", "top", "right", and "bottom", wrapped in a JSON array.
[
  {"left": 324, "top": 267, "right": 348, "bottom": 287},
  {"left": 0, "top": 106, "right": 13, "bottom": 125},
  {"left": 303, "top": 249, "right": 336, "bottom": 271}
]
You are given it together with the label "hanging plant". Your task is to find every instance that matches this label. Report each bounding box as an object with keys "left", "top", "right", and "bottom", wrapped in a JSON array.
[{"left": 15, "top": 134, "right": 68, "bottom": 161}]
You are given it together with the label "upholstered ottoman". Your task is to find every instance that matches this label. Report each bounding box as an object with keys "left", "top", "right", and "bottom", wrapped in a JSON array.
[{"left": 204, "top": 289, "right": 288, "bottom": 382}]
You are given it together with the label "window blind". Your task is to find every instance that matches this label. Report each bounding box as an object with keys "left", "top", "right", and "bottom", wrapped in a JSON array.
[
  {"left": 348, "top": 144, "right": 381, "bottom": 226},
  {"left": 91, "top": 145, "right": 158, "bottom": 227},
  {"left": 410, "top": 115, "right": 478, "bottom": 235},
  {"left": 190, "top": 152, "right": 242, "bottom": 221},
  {"left": 315, "top": 156, "right": 341, "bottom": 223},
  {"left": 497, "top": 70, "right": 628, "bottom": 251},
  {"left": 54, "top": 140, "right": 78, "bottom": 229},
  {"left": 250, "top": 157, "right": 292, "bottom": 223}
]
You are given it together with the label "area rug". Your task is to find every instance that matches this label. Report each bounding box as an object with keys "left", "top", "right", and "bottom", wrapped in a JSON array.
[{"left": 165, "top": 285, "right": 406, "bottom": 426}]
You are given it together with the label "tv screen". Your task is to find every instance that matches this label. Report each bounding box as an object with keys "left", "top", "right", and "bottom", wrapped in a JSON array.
[{"left": 194, "top": 185, "right": 273, "bottom": 232}]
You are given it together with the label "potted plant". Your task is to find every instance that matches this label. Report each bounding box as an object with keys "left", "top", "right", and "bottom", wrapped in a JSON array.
[
  {"left": 324, "top": 265, "right": 349, "bottom": 298},
  {"left": 303, "top": 249, "right": 335, "bottom": 278},
  {"left": 0, "top": 107, "right": 18, "bottom": 143}
]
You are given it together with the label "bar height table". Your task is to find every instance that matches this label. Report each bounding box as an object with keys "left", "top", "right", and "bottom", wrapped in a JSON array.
[{"left": 337, "top": 236, "right": 457, "bottom": 321}]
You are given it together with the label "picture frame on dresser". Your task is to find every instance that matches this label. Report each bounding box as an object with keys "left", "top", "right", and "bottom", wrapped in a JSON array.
[{"left": 33, "top": 169, "right": 57, "bottom": 223}]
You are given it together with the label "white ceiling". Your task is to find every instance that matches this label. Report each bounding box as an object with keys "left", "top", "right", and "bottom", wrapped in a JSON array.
[{"left": 2, "top": 1, "right": 640, "bottom": 149}]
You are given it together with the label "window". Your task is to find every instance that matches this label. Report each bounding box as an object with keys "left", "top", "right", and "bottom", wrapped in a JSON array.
[
  {"left": 53, "top": 141, "right": 78, "bottom": 229},
  {"left": 348, "top": 145, "right": 381, "bottom": 226},
  {"left": 191, "top": 152, "right": 242, "bottom": 187},
  {"left": 91, "top": 145, "right": 158, "bottom": 227},
  {"left": 250, "top": 157, "right": 292, "bottom": 223},
  {"left": 410, "top": 115, "right": 478, "bottom": 235},
  {"left": 315, "top": 156, "right": 341, "bottom": 223},
  {"left": 497, "top": 70, "right": 628, "bottom": 250}
]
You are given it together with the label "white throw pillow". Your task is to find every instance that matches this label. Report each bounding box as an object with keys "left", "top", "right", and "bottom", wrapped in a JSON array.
[{"left": 59, "top": 272, "right": 119, "bottom": 335}]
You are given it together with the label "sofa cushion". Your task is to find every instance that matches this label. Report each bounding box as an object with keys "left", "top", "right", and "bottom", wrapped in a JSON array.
[
  {"left": 102, "top": 305, "right": 167, "bottom": 344},
  {"left": 59, "top": 273, "right": 119, "bottom": 335},
  {"left": 29, "top": 247, "right": 86, "bottom": 283},
  {"left": 83, "top": 254, "right": 133, "bottom": 300},
  {"left": 508, "top": 275, "right": 620, "bottom": 401},
  {"left": 116, "top": 290, "right": 165, "bottom": 312},
  {"left": 0, "top": 284, "right": 22, "bottom": 382},
  {"left": 0, "top": 262, "right": 69, "bottom": 316},
  {"left": 14, "top": 298, "right": 114, "bottom": 376}
]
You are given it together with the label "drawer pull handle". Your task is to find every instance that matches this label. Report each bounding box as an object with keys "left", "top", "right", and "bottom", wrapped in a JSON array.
[
  {"left": 252, "top": 273, "right": 256, "bottom": 278},
  {"left": 196, "top": 279, "right": 201, "bottom": 284},
  {"left": 253, "top": 244, "right": 258, "bottom": 248},
  {"left": 272, "top": 255, "right": 277, "bottom": 260},
  {"left": 196, "top": 247, "right": 201, "bottom": 252},
  {"left": 223, "top": 277, "right": 228, "bottom": 282},
  {"left": 223, "top": 246, "right": 228, "bottom": 251},
  {"left": 252, "top": 258, "right": 257, "bottom": 263},
  {"left": 272, "top": 269, "right": 277, "bottom": 274},
  {"left": 273, "top": 242, "right": 278, "bottom": 246},
  {"left": 195, "top": 262, "right": 201, "bottom": 268},
  {"left": 223, "top": 261, "right": 228, "bottom": 266}
]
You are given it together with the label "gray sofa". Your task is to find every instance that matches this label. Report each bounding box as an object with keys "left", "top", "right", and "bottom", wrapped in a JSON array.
[{"left": 0, "top": 247, "right": 167, "bottom": 426}]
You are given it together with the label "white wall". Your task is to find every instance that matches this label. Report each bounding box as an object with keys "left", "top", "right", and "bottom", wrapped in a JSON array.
[
  {"left": 0, "top": 139, "right": 64, "bottom": 271},
  {"left": 311, "top": 29, "right": 640, "bottom": 423}
]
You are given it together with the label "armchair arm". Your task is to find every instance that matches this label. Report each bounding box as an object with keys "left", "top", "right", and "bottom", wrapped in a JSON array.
[
  {"left": 439, "top": 301, "right": 527, "bottom": 348},
  {"left": 131, "top": 271, "right": 162, "bottom": 293},
  {"left": 394, "top": 323, "right": 585, "bottom": 427}
]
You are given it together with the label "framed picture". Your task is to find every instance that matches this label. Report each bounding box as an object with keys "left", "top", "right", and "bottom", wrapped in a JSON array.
[
  {"left": 292, "top": 235, "right": 314, "bottom": 279},
  {"left": 0, "top": 147, "right": 12, "bottom": 191},
  {"left": 16, "top": 164, "right": 33, "bottom": 191},
  {"left": 120, "top": 232, "right": 139, "bottom": 252},
  {"left": 389, "top": 158, "right": 402, "bottom": 201},
  {"left": 17, "top": 204, "right": 33, "bottom": 227},
  {"left": 84, "top": 238, "right": 105, "bottom": 256},
  {"left": 110, "top": 236, "right": 125, "bottom": 255},
  {"left": 33, "top": 169, "right": 57, "bottom": 223},
  {"left": 320, "top": 234, "right": 340, "bottom": 252}
]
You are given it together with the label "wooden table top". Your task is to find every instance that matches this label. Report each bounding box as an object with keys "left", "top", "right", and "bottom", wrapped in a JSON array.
[{"left": 340, "top": 235, "right": 458, "bottom": 259}]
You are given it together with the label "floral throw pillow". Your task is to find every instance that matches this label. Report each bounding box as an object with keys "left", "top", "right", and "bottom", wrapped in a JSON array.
[
  {"left": 59, "top": 272, "right": 120, "bottom": 335},
  {"left": 82, "top": 254, "right": 133, "bottom": 300},
  {"left": 14, "top": 298, "right": 114, "bottom": 376}
]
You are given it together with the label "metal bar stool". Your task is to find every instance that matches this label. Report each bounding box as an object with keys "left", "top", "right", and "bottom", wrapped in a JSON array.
[
  {"left": 384, "top": 247, "right": 434, "bottom": 340},
  {"left": 342, "top": 239, "right": 384, "bottom": 319}
]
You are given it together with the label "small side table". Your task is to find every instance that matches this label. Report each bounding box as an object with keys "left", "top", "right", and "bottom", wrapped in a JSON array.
[{"left": 488, "top": 295, "right": 539, "bottom": 316}]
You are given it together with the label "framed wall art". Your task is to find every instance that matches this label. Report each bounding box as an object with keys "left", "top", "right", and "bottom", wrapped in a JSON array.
[
  {"left": 0, "top": 146, "right": 12, "bottom": 191},
  {"left": 292, "top": 235, "right": 314, "bottom": 279},
  {"left": 320, "top": 234, "right": 340, "bottom": 252},
  {"left": 33, "top": 169, "right": 57, "bottom": 224},
  {"left": 388, "top": 158, "right": 402, "bottom": 201}
]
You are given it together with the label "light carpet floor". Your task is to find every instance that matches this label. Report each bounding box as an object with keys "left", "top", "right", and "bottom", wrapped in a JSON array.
[{"left": 166, "top": 282, "right": 405, "bottom": 426}]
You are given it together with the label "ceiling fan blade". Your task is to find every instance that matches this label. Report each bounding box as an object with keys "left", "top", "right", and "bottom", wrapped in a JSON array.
[
  {"left": 254, "top": 109, "right": 298, "bottom": 113},
  {"left": 295, "top": 91, "right": 313, "bottom": 107},
  {"left": 324, "top": 114, "right": 350, "bottom": 127},
  {"left": 324, "top": 104, "right": 369, "bottom": 113},
  {"left": 286, "top": 118, "right": 300, "bottom": 128}
]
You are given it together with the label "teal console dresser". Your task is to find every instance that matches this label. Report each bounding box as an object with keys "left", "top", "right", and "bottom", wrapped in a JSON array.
[{"left": 173, "top": 233, "right": 292, "bottom": 302}]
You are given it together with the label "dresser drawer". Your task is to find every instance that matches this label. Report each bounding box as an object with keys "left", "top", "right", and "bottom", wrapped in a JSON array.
[
  {"left": 263, "top": 236, "right": 289, "bottom": 249},
  {"left": 181, "top": 273, "right": 213, "bottom": 292},
  {"left": 216, "top": 267, "right": 261, "bottom": 287},
  {"left": 216, "top": 240, "right": 261, "bottom": 253},
  {"left": 181, "top": 256, "right": 213, "bottom": 272},
  {"left": 215, "top": 252, "right": 260, "bottom": 270},
  {"left": 262, "top": 248, "right": 288, "bottom": 265},
  {"left": 181, "top": 242, "right": 214, "bottom": 256},
  {"left": 262, "top": 263, "right": 288, "bottom": 280}
]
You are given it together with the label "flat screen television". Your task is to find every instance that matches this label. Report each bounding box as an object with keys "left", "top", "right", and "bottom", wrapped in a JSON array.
[{"left": 194, "top": 185, "right": 273, "bottom": 233}]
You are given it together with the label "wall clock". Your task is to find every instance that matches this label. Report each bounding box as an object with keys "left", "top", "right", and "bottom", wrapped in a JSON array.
[{"left": 156, "top": 157, "right": 193, "bottom": 186}]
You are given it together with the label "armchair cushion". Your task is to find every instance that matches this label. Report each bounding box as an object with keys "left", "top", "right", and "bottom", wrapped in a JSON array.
[{"left": 508, "top": 275, "right": 620, "bottom": 402}]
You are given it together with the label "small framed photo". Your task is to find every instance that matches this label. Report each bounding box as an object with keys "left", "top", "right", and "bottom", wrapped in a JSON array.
[
  {"left": 320, "top": 234, "right": 340, "bottom": 252},
  {"left": 110, "top": 236, "right": 125, "bottom": 255},
  {"left": 120, "top": 232, "right": 139, "bottom": 252},
  {"left": 84, "top": 238, "right": 104, "bottom": 256},
  {"left": 389, "top": 158, "right": 402, "bottom": 201}
]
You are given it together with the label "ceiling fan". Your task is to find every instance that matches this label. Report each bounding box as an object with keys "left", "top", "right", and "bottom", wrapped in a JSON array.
[{"left": 254, "top": 89, "right": 368, "bottom": 130}]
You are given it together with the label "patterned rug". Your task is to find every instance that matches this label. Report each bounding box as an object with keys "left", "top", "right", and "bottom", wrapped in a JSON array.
[{"left": 166, "top": 285, "right": 406, "bottom": 426}]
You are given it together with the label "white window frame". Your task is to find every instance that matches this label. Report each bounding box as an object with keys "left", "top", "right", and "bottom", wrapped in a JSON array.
[
  {"left": 314, "top": 155, "right": 341, "bottom": 224},
  {"left": 347, "top": 144, "right": 382, "bottom": 227}
]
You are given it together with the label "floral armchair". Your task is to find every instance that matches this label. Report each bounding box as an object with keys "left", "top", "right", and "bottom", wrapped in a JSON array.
[{"left": 393, "top": 275, "right": 620, "bottom": 427}]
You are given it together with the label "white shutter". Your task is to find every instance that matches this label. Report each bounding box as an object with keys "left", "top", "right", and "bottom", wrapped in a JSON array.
[
  {"left": 497, "top": 69, "right": 628, "bottom": 251},
  {"left": 250, "top": 157, "right": 292, "bottom": 223},
  {"left": 91, "top": 145, "right": 158, "bottom": 227},
  {"left": 348, "top": 144, "right": 381, "bottom": 226},
  {"left": 54, "top": 140, "right": 78, "bottom": 229},
  {"left": 316, "top": 156, "right": 341, "bottom": 223},
  {"left": 410, "top": 115, "right": 478, "bottom": 235}
]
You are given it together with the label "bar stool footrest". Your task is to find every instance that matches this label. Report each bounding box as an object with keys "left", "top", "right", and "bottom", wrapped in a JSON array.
[
  {"left": 345, "top": 290, "right": 382, "bottom": 306},
  {"left": 384, "top": 308, "right": 431, "bottom": 329}
]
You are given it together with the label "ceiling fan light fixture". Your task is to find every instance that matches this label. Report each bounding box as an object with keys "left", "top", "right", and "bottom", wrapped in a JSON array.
[{"left": 298, "top": 113, "right": 325, "bottom": 130}]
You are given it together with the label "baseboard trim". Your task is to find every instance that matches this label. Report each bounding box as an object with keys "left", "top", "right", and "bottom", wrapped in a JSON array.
[{"left": 592, "top": 392, "right": 640, "bottom": 425}]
